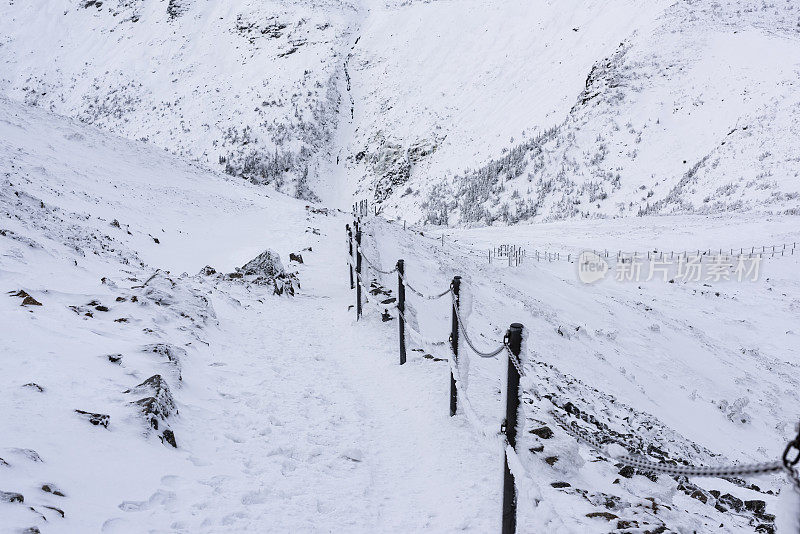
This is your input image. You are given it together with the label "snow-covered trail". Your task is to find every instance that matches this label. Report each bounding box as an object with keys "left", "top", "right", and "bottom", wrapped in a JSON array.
[{"left": 102, "top": 211, "right": 499, "bottom": 533}]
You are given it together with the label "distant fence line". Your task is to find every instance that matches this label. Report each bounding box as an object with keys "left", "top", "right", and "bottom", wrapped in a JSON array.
[{"left": 344, "top": 218, "right": 800, "bottom": 533}]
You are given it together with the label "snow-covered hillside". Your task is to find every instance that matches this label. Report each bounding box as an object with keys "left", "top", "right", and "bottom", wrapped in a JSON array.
[
  {"left": 0, "top": 0, "right": 359, "bottom": 201},
  {"left": 3, "top": 0, "right": 797, "bottom": 223},
  {"left": 342, "top": 0, "right": 800, "bottom": 224}
]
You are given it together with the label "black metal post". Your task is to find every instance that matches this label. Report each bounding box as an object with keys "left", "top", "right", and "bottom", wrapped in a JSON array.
[
  {"left": 347, "top": 224, "right": 354, "bottom": 290},
  {"left": 355, "top": 229, "right": 362, "bottom": 320},
  {"left": 397, "top": 259, "right": 406, "bottom": 365},
  {"left": 449, "top": 276, "right": 461, "bottom": 416},
  {"left": 502, "top": 323, "right": 523, "bottom": 534}
]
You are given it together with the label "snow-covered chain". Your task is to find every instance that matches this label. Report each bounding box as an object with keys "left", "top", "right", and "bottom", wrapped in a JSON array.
[
  {"left": 357, "top": 247, "right": 398, "bottom": 275},
  {"left": 402, "top": 276, "right": 452, "bottom": 300},
  {"left": 552, "top": 411, "right": 795, "bottom": 479},
  {"left": 451, "top": 291, "right": 507, "bottom": 359}
]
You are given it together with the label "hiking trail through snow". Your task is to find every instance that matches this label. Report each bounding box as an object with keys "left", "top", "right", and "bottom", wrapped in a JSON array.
[{"left": 100, "top": 212, "right": 499, "bottom": 533}]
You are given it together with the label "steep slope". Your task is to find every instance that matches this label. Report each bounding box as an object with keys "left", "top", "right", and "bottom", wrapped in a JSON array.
[
  {"left": 342, "top": 0, "right": 800, "bottom": 224},
  {"left": 0, "top": 0, "right": 360, "bottom": 201}
]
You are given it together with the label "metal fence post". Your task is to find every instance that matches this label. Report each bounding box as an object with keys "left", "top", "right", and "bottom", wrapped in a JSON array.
[
  {"left": 502, "top": 323, "right": 523, "bottom": 534},
  {"left": 397, "top": 259, "right": 406, "bottom": 365},
  {"left": 347, "top": 224, "right": 354, "bottom": 290},
  {"left": 355, "top": 229, "right": 362, "bottom": 320},
  {"left": 449, "top": 276, "right": 461, "bottom": 416}
]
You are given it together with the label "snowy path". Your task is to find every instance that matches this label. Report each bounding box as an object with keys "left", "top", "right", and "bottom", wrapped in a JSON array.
[{"left": 104, "top": 213, "right": 500, "bottom": 533}]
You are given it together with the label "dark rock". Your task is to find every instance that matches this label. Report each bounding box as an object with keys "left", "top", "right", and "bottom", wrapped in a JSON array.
[
  {"left": 241, "top": 249, "right": 284, "bottom": 278},
  {"left": 718, "top": 493, "right": 744, "bottom": 512},
  {"left": 95, "top": 305, "right": 109, "bottom": 312},
  {"left": 115, "top": 296, "right": 127, "bottom": 302},
  {"left": 562, "top": 402, "right": 579, "bottom": 415},
  {"left": 87, "top": 300, "right": 100, "bottom": 306},
  {"left": 709, "top": 489, "right": 721, "bottom": 498},
  {"left": 585, "top": 511, "right": 617, "bottom": 520},
  {"left": 529, "top": 445, "right": 544, "bottom": 453},
  {"left": 745, "top": 499, "right": 766, "bottom": 515},
  {"left": 22, "top": 383, "right": 44, "bottom": 392},
  {"left": 41, "top": 484, "right": 65, "bottom": 497},
  {"left": 126, "top": 375, "right": 177, "bottom": 444},
  {"left": 153, "top": 237, "right": 160, "bottom": 244},
  {"left": 756, "top": 524, "right": 775, "bottom": 534},
  {"left": 110, "top": 219, "right": 121, "bottom": 228},
  {"left": 107, "top": 354, "right": 122, "bottom": 364},
  {"left": 690, "top": 490, "right": 708, "bottom": 504},
  {"left": 544, "top": 456, "right": 559, "bottom": 466},
  {"left": 74, "top": 410, "right": 110, "bottom": 428},
  {"left": 199, "top": 265, "right": 217, "bottom": 276},
  {"left": 530, "top": 426, "right": 554, "bottom": 439},
  {"left": 617, "top": 520, "right": 639, "bottom": 529},
  {"left": 381, "top": 310, "right": 393, "bottom": 322},
  {"left": 0, "top": 457, "right": 8, "bottom": 467},
  {"left": 289, "top": 253, "right": 303, "bottom": 263},
  {"left": 641, "top": 470, "right": 658, "bottom": 482},
  {"left": 22, "top": 295, "right": 42, "bottom": 306},
  {"left": 551, "top": 482, "right": 570, "bottom": 488},
  {"left": 161, "top": 429, "right": 177, "bottom": 448},
  {"left": 114, "top": 318, "right": 128, "bottom": 323},
  {"left": 0, "top": 491, "right": 24, "bottom": 503},
  {"left": 618, "top": 465, "right": 635, "bottom": 478},
  {"left": 43, "top": 505, "right": 65, "bottom": 517}
]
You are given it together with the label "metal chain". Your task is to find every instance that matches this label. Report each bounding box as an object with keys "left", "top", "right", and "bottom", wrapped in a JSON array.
[
  {"left": 782, "top": 422, "right": 800, "bottom": 491},
  {"left": 505, "top": 343, "right": 525, "bottom": 377},
  {"left": 402, "top": 276, "right": 452, "bottom": 300},
  {"left": 552, "top": 411, "right": 786, "bottom": 478},
  {"left": 451, "top": 292, "right": 505, "bottom": 358},
  {"left": 357, "top": 247, "right": 398, "bottom": 275}
]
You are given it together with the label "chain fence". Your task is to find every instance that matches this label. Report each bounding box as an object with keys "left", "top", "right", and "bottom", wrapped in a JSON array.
[{"left": 346, "top": 220, "right": 800, "bottom": 532}]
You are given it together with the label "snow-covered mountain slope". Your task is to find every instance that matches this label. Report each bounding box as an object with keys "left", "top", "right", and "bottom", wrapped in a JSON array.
[
  {"left": 342, "top": 0, "right": 800, "bottom": 224},
  {"left": 3, "top": 0, "right": 797, "bottom": 223},
  {"left": 0, "top": 99, "right": 506, "bottom": 532},
  {"left": 0, "top": 0, "right": 359, "bottom": 201},
  {"left": 362, "top": 213, "right": 800, "bottom": 532}
]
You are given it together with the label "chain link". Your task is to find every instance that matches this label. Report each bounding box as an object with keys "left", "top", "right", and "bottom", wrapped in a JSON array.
[
  {"left": 402, "top": 276, "right": 452, "bottom": 300},
  {"left": 782, "top": 422, "right": 800, "bottom": 491},
  {"left": 552, "top": 411, "right": 786, "bottom": 478},
  {"left": 451, "top": 292, "right": 506, "bottom": 358},
  {"left": 505, "top": 343, "right": 525, "bottom": 377},
  {"left": 357, "top": 247, "right": 398, "bottom": 275}
]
